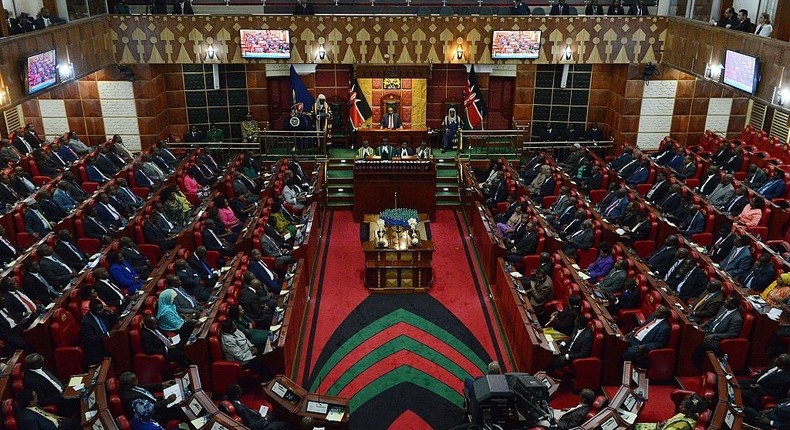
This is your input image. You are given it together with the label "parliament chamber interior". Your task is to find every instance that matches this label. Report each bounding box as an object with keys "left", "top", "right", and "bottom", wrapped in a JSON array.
[{"left": 0, "top": 0, "right": 789, "bottom": 429}]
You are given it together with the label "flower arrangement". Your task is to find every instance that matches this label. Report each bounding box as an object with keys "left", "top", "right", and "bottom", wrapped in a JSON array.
[{"left": 379, "top": 208, "right": 418, "bottom": 228}]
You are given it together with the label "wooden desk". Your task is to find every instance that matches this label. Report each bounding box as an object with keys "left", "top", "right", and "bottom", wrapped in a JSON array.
[
  {"left": 707, "top": 352, "right": 745, "bottom": 430},
  {"left": 355, "top": 128, "right": 429, "bottom": 148},
  {"left": 0, "top": 351, "right": 23, "bottom": 401},
  {"left": 470, "top": 202, "right": 506, "bottom": 283},
  {"left": 352, "top": 160, "right": 437, "bottom": 222},
  {"left": 363, "top": 240, "right": 434, "bottom": 292},
  {"left": 262, "top": 376, "right": 350, "bottom": 430}
]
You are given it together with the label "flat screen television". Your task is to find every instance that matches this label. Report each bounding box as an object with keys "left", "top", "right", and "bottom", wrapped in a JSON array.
[
  {"left": 25, "top": 49, "right": 58, "bottom": 94},
  {"left": 240, "top": 29, "right": 291, "bottom": 59},
  {"left": 491, "top": 30, "right": 541, "bottom": 60},
  {"left": 723, "top": 49, "right": 760, "bottom": 95}
]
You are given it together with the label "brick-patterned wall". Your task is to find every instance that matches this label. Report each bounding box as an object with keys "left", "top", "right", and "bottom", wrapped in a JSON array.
[{"left": 99, "top": 80, "right": 142, "bottom": 151}]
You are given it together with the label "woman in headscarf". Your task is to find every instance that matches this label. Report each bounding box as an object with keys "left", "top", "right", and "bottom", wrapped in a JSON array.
[
  {"left": 156, "top": 289, "right": 196, "bottom": 345},
  {"left": 441, "top": 107, "right": 460, "bottom": 153},
  {"left": 763, "top": 273, "right": 790, "bottom": 306},
  {"left": 131, "top": 399, "right": 164, "bottom": 430}
]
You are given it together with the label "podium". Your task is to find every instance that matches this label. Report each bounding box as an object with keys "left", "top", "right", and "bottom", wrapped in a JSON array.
[
  {"left": 362, "top": 214, "right": 433, "bottom": 292},
  {"left": 353, "top": 160, "right": 436, "bottom": 222}
]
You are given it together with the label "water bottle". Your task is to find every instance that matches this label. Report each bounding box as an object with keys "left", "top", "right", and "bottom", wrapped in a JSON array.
[{"left": 721, "top": 353, "right": 729, "bottom": 369}]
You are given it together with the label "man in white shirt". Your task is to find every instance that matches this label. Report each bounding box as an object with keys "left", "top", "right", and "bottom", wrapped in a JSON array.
[
  {"left": 623, "top": 305, "right": 671, "bottom": 368},
  {"left": 23, "top": 353, "right": 78, "bottom": 416}
]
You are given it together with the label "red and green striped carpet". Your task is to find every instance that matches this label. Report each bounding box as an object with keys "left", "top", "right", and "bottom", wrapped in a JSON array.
[{"left": 295, "top": 210, "right": 513, "bottom": 429}]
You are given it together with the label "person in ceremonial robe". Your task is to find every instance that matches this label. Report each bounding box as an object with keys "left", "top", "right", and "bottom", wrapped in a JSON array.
[
  {"left": 313, "top": 94, "right": 332, "bottom": 132},
  {"left": 357, "top": 141, "right": 375, "bottom": 159},
  {"left": 441, "top": 107, "right": 460, "bottom": 153},
  {"left": 241, "top": 112, "right": 261, "bottom": 143}
]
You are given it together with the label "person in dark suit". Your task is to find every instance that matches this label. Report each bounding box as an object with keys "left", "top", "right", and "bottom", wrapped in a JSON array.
[
  {"left": 744, "top": 164, "right": 768, "bottom": 190},
  {"left": 187, "top": 246, "right": 218, "bottom": 286},
  {"left": 745, "top": 392, "right": 790, "bottom": 430},
  {"left": 80, "top": 299, "right": 118, "bottom": 366},
  {"left": 505, "top": 222, "right": 537, "bottom": 264},
  {"left": 225, "top": 385, "right": 290, "bottom": 430},
  {"left": 656, "top": 184, "right": 681, "bottom": 215},
  {"left": 510, "top": 0, "right": 529, "bottom": 15},
  {"left": 687, "top": 280, "right": 724, "bottom": 322},
  {"left": 563, "top": 220, "right": 594, "bottom": 258},
  {"left": 740, "top": 354, "right": 790, "bottom": 410},
  {"left": 550, "top": 0, "right": 570, "bottom": 15},
  {"left": 396, "top": 141, "right": 414, "bottom": 158},
  {"left": 0, "top": 295, "right": 33, "bottom": 354},
  {"left": 119, "top": 237, "right": 153, "bottom": 278},
  {"left": 293, "top": 0, "right": 314, "bottom": 15},
  {"left": 118, "top": 372, "right": 182, "bottom": 424},
  {"left": 171, "top": 0, "right": 193, "bottom": 14},
  {"left": 37, "top": 192, "right": 66, "bottom": 224},
  {"left": 82, "top": 206, "right": 113, "bottom": 243},
  {"left": 38, "top": 245, "right": 76, "bottom": 289},
  {"left": 607, "top": 0, "right": 625, "bottom": 15},
  {"left": 0, "top": 173, "right": 20, "bottom": 208},
  {"left": 540, "top": 123, "right": 561, "bottom": 141},
  {"left": 14, "top": 388, "right": 79, "bottom": 430},
  {"left": 609, "top": 146, "right": 633, "bottom": 171},
  {"left": 0, "top": 225, "right": 20, "bottom": 265},
  {"left": 380, "top": 107, "right": 402, "bottom": 130},
  {"left": 2, "top": 277, "right": 39, "bottom": 319},
  {"left": 143, "top": 218, "right": 176, "bottom": 252},
  {"left": 732, "top": 9, "right": 752, "bottom": 32},
  {"left": 626, "top": 160, "right": 650, "bottom": 186},
  {"left": 238, "top": 275, "right": 274, "bottom": 329},
  {"left": 93, "top": 267, "right": 128, "bottom": 309},
  {"left": 580, "top": 165, "right": 603, "bottom": 193},
  {"left": 597, "top": 259, "right": 628, "bottom": 295},
  {"left": 547, "top": 315, "right": 593, "bottom": 373},
  {"left": 584, "top": 0, "right": 603, "bottom": 15},
  {"left": 757, "top": 170, "right": 787, "bottom": 200},
  {"left": 556, "top": 389, "right": 596, "bottom": 430},
  {"left": 23, "top": 261, "right": 60, "bottom": 303},
  {"left": 722, "top": 187, "right": 749, "bottom": 217},
  {"left": 54, "top": 230, "right": 87, "bottom": 271},
  {"left": 259, "top": 231, "right": 295, "bottom": 267},
  {"left": 140, "top": 316, "right": 189, "bottom": 365},
  {"left": 23, "top": 124, "right": 44, "bottom": 150},
  {"left": 32, "top": 150, "right": 62, "bottom": 177},
  {"left": 23, "top": 353, "right": 78, "bottom": 416},
  {"left": 202, "top": 219, "right": 235, "bottom": 259},
  {"left": 679, "top": 204, "right": 705, "bottom": 237},
  {"left": 720, "top": 235, "right": 752, "bottom": 281},
  {"left": 710, "top": 7, "right": 737, "bottom": 27},
  {"left": 623, "top": 305, "right": 671, "bottom": 369},
  {"left": 174, "top": 259, "right": 210, "bottom": 303},
  {"left": 668, "top": 259, "right": 708, "bottom": 301},
  {"left": 622, "top": 211, "right": 651, "bottom": 245},
  {"left": 601, "top": 188, "right": 629, "bottom": 221},
  {"left": 644, "top": 172, "right": 670, "bottom": 204},
  {"left": 675, "top": 156, "right": 698, "bottom": 180},
  {"left": 698, "top": 167, "right": 722, "bottom": 197},
  {"left": 692, "top": 296, "right": 743, "bottom": 369},
  {"left": 248, "top": 249, "right": 282, "bottom": 293},
  {"left": 12, "top": 127, "right": 35, "bottom": 155},
  {"left": 134, "top": 162, "right": 158, "bottom": 189},
  {"left": 629, "top": 0, "right": 649, "bottom": 15},
  {"left": 742, "top": 253, "right": 775, "bottom": 293},
  {"left": 11, "top": 166, "right": 38, "bottom": 198},
  {"left": 33, "top": 8, "right": 65, "bottom": 29}
]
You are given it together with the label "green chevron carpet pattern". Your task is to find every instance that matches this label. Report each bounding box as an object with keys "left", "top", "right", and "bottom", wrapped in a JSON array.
[{"left": 299, "top": 210, "right": 511, "bottom": 429}]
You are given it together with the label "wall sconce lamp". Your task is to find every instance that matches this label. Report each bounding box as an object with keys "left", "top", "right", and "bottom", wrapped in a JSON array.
[
  {"left": 0, "top": 88, "right": 7, "bottom": 105},
  {"left": 57, "top": 63, "right": 74, "bottom": 80},
  {"left": 705, "top": 63, "right": 723, "bottom": 81},
  {"left": 456, "top": 45, "right": 464, "bottom": 60},
  {"left": 564, "top": 46, "right": 573, "bottom": 60},
  {"left": 778, "top": 89, "right": 787, "bottom": 106},
  {"left": 206, "top": 45, "right": 216, "bottom": 60},
  {"left": 318, "top": 45, "right": 326, "bottom": 60}
]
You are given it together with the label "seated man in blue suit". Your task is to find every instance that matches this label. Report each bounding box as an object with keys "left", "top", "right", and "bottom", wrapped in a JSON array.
[
  {"left": 601, "top": 188, "right": 629, "bottom": 221},
  {"left": 15, "top": 388, "right": 79, "bottom": 430},
  {"left": 84, "top": 157, "right": 111, "bottom": 183},
  {"left": 625, "top": 160, "right": 650, "bottom": 186},
  {"left": 623, "top": 305, "right": 671, "bottom": 369},
  {"left": 248, "top": 249, "right": 282, "bottom": 293},
  {"left": 757, "top": 170, "right": 787, "bottom": 200},
  {"left": 24, "top": 201, "right": 53, "bottom": 238},
  {"left": 679, "top": 204, "right": 705, "bottom": 237},
  {"left": 721, "top": 235, "right": 753, "bottom": 281}
]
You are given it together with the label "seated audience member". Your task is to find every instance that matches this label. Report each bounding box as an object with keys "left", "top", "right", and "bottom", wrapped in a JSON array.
[
  {"left": 708, "top": 226, "right": 736, "bottom": 263},
  {"left": 80, "top": 299, "right": 118, "bottom": 366},
  {"left": 38, "top": 244, "right": 76, "bottom": 289},
  {"left": 0, "top": 294, "right": 33, "bottom": 354},
  {"left": 667, "top": 258, "right": 707, "bottom": 302},
  {"left": 140, "top": 316, "right": 188, "bottom": 365},
  {"left": 56, "top": 138, "right": 80, "bottom": 163},
  {"left": 621, "top": 210, "right": 650, "bottom": 245},
  {"left": 657, "top": 184, "right": 682, "bottom": 215},
  {"left": 552, "top": 197, "right": 578, "bottom": 231},
  {"left": 184, "top": 125, "right": 204, "bottom": 143},
  {"left": 215, "top": 196, "right": 242, "bottom": 232},
  {"left": 226, "top": 304, "right": 267, "bottom": 349},
  {"left": 644, "top": 172, "right": 669, "bottom": 204},
  {"left": 562, "top": 220, "right": 594, "bottom": 259},
  {"left": 687, "top": 280, "right": 724, "bottom": 322},
  {"left": 674, "top": 155, "right": 698, "bottom": 180},
  {"left": 46, "top": 142, "right": 68, "bottom": 169},
  {"left": 174, "top": 259, "right": 209, "bottom": 302},
  {"left": 202, "top": 219, "right": 235, "bottom": 258},
  {"left": 24, "top": 263, "right": 60, "bottom": 305},
  {"left": 742, "top": 253, "right": 775, "bottom": 292},
  {"left": 0, "top": 174, "right": 21, "bottom": 209},
  {"left": 608, "top": 278, "right": 641, "bottom": 314},
  {"left": 151, "top": 203, "right": 181, "bottom": 235},
  {"left": 111, "top": 135, "right": 135, "bottom": 160},
  {"left": 523, "top": 268, "right": 553, "bottom": 316},
  {"left": 143, "top": 218, "right": 176, "bottom": 252},
  {"left": 547, "top": 315, "right": 593, "bottom": 375},
  {"left": 106, "top": 185, "right": 133, "bottom": 218},
  {"left": 82, "top": 206, "right": 113, "bottom": 242},
  {"left": 52, "top": 182, "right": 77, "bottom": 213},
  {"left": 54, "top": 230, "right": 87, "bottom": 271},
  {"left": 739, "top": 354, "right": 790, "bottom": 410},
  {"left": 584, "top": 242, "right": 614, "bottom": 282},
  {"left": 23, "top": 353, "right": 79, "bottom": 416},
  {"left": 60, "top": 171, "right": 88, "bottom": 203},
  {"left": 721, "top": 235, "right": 752, "bottom": 281},
  {"left": 622, "top": 305, "right": 671, "bottom": 368},
  {"left": 166, "top": 275, "right": 202, "bottom": 317},
  {"left": 737, "top": 196, "right": 764, "bottom": 228},
  {"left": 239, "top": 275, "right": 277, "bottom": 329},
  {"left": 625, "top": 160, "right": 650, "bottom": 186},
  {"left": 555, "top": 389, "right": 597, "bottom": 430},
  {"left": 95, "top": 193, "right": 125, "bottom": 229},
  {"left": 134, "top": 161, "right": 159, "bottom": 189},
  {"left": 189, "top": 159, "right": 214, "bottom": 186},
  {"left": 692, "top": 295, "right": 743, "bottom": 369},
  {"left": 131, "top": 399, "right": 165, "bottom": 430},
  {"left": 708, "top": 174, "right": 735, "bottom": 208},
  {"left": 764, "top": 273, "right": 790, "bottom": 307},
  {"left": 697, "top": 166, "right": 721, "bottom": 197},
  {"left": 225, "top": 384, "right": 289, "bottom": 430},
  {"left": 85, "top": 157, "right": 111, "bottom": 183},
  {"left": 597, "top": 259, "right": 628, "bottom": 295},
  {"left": 119, "top": 372, "right": 182, "bottom": 424},
  {"left": 722, "top": 186, "right": 749, "bottom": 216},
  {"left": 757, "top": 170, "right": 787, "bottom": 200},
  {"left": 550, "top": 0, "right": 570, "bottom": 15},
  {"left": 187, "top": 246, "right": 219, "bottom": 285},
  {"left": 156, "top": 289, "right": 196, "bottom": 345},
  {"left": 744, "top": 164, "right": 768, "bottom": 190},
  {"left": 162, "top": 187, "right": 191, "bottom": 226},
  {"left": 10, "top": 166, "right": 38, "bottom": 198},
  {"left": 710, "top": 6, "right": 737, "bottom": 27},
  {"left": 678, "top": 204, "right": 705, "bottom": 237},
  {"left": 661, "top": 248, "right": 689, "bottom": 284},
  {"left": 116, "top": 178, "right": 145, "bottom": 209},
  {"left": 496, "top": 205, "right": 523, "bottom": 238},
  {"left": 37, "top": 191, "right": 67, "bottom": 223},
  {"left": 141, "top": 155, "right": 165, "bottom": 182},
  {"left": 580, "top": 165, "right": 603, "bottom": 193},
  {"left": 639, "top": 395, "right": 708, "bottom": 430},
  {"left": 601, "top": 188, "right": 629, "bottom": 221},
  {"left": 731, "top": 8, "right": 753, "bottom": 32},
  {"left": 0, "top": 225, "right": 20, "bottom": 265},
  {"left": 220, "top": 319, "right": 268, "bottom": 376},
  {"left": 14, "top": 388, "right": 79, "bottom": 430},
  {"left": 259, "top": 231, "right": 296, "bottom": 267},
  {"left": 108, "top": 252, "right": 144, "bottom": 294},
  {"left": 608, "top": 146, "right": 634, "bottom": 171},
  {"left": 504, "top": 220, "right": 537, "bottom": 264},
  {"left": 248, "top": 249, "right": 282, "bottom": 293},
  {"left": 119, "top": 236, "right": 153, "bottom": 278},
  {"left": 32, "top": 149, "right": 62, "bottom": 177},
  {"left": 544, "top": 295, "right": 582, "bottom": 338},
  {"left": 66, "top": 132, "right": 91, "bottom": 155},
  {"left": 744, "top": 389, "right": 790, "bottom": 430},
  {"left": 2, "top": 277, "right": 40, "bottom": 319},
  {"left": 79, "top": 285, "right": 111, "bottom": 317},
  {"left": 0, "top": 139, "right": 22, "bottom": 166},
  {"left": 93, "top": 267, "right": 128, "bottom": 309}
]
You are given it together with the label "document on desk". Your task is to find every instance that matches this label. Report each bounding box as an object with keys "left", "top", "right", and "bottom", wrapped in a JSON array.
[
  {"left": 69, "top": 375, "right": 85, "bottom": 386},
  {"left": 189, "top": 416, "right": 209, "bottom": 430},
  {"left": 169, "top": 334, "right": 181, "bottom": 346},
  {"left": 768, "top": 307, "right": 783, "bottom": 320},
  {"left": 615, "top": 228, "right": 626, "bottom": 235},
  {"left": 164, "top": 383, "right": 184, "bottom": 407},
  {"left": 325, "top": 407, "right": 346, "bottom": 422},
  {"left": 577, "top": 271, "right": 590, "bottom": 281},
  {"left": 618, "top": 408, "right": 637, "bottom": 424}
]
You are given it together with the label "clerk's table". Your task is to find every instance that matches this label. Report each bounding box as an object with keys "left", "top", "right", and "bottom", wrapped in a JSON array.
[{"left": 363, "top": 214, "right": 434, "bottom": 292}]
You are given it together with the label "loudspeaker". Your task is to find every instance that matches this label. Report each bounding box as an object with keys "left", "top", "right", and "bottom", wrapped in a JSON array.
[{"left": 468, "top": 375, "right": 514, "bottom": 426}]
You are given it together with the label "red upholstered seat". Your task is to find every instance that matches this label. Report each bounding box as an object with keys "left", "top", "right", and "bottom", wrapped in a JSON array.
[
  {"left": 690, "top": 233, "right": 713, "bottom": 247},
  {"left": 208, "top": 322, "right": 257, "bottom": 393},
  {"left": 633, "top": 240, "right": 655, "bottom": 258},
  {"left": 82, "top": 182, "right": 99, "bottom": 194},
  {"left": 48, "top": 308, "right": 84, "bottom": 379},
  {"left": 647, "top": 310, "right": 681, "bottom": 382},
  {"left": 572, "top": 319, "right": 604, "bottom": 391},
  {"left": 139, "top": 244, "right": 160, "bottom": 264},
  {"left": 719, "top": 302, "right": 755, "bottom": 374},
  {"left": 116, "top": 416, "right": 131, "bottom": 430},
  {"left": 78, "top": 238, "right": 101, "bottom": 255},
  {"left": 3, "top": 398, "right": 18, "bottom": 430},
  {"left": 576, "top": 247, "right": 598, "bottom": 269},
  {"left": 619, "top": 290, "right": 660, "bottom": 333},
  {"left": 129, "top": 315, "right": 165, "bottom": 385},
  {"left": 106, "top": 378, "right": 125, "bottom": 417}
]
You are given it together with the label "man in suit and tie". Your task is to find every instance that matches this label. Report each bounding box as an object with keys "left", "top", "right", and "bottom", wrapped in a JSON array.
[
  {"left": 687, "top": 281, "right": 725, "bottom": 322},
  {"left": 758, "top": 170, "right": 787, "bottom": 200},
  {"left": 14, "top": 388, "right": 79, "bottom": 430},
  {"left": 38, "top": 244, "right": 76, "bottom": 289},
  {"left": 708, "top": 174, "right": 735, "bottom": 207},
  {"left": 0, "top": 173, "right": 21, "bottom": 208},
  {"left": 602, "top": 188, "right": 629, "bottom": 221},
  {"left": 722, "top": 187, "right": 749, "bottom": 216},
  {"left": 622, "top": 210, "right": 651, "bottom": 245},
  {"left": 116, "top": 178, "right": 144, "bottom": 210},
  {"left": 12, "top": 127, "right": 35, "bottom": 155},
  {"left": 0, "top": 294, "right": 33, "bottom": 354},
  {"left": 248, "top": 249, "right": 282, "bottom": 293},
  {"left": 563, "top": 220, "right": 594, "bottom": 259},
  {"left": 740, "top": 354, "right": 790, "bottom": 410},
  {"left": 140, "top": 316, "right": 188, "bottom": 365},
  {"left": 669, "top": 258, "right": 708, "bottom": 302},
  {"left": 143, "top": 218, "right": 176, "bottom": 252},
  {"left": 746, "top": 389, "right": 790, "bottom": 430},
  {"left": 692, "top": 295, "right": 743, "bottom": 369},
  {"left": 555, "top": 389, "right": 596, "bottom": 430},
  {"left": 187, "top": 246, "right": 218, "bottom": 287},
  {"left": 23, "top": 353, "right": 79, "bottom": 416},
  {"left": 24, "top": 202, "right": 53, "bottom": 238},
  {"left": 81, "top": 206, "right": 112, "bottom": 243},
  {"left": 504, "top": 222, "right": 537, "bottom": 264},
  {"left": 625, "top": 160, "right": 650, "bottom": 186},
  {"left": 174, "top": 259, "right": 210, "bottom": 303},
  {"left": 95, "top": 193, "right": 125, "bottom": 229},
  {"left": 742, "top": 253, "right": 775, "bottom": 293},
  {"left": 657, "top": 184, "right": 682, "bottom": 214},
  {"left": 396, "top": 141, "right": 414, "bottom": 158},
  {"left": 597, "top": 259, "right": 628, "bottom": 295},
  {"left": 721, "top": 235, "right": 753, "bottom": 281},
  {"left": 118, "top": 372, "right": 182, "bottom": 424},
  {"left": 644, "top": 172, "right": 670, "bottom": 204},
  {"left": 525, "top": 268, "right": 553, "bottom": 315},
  {"left": 645, "top": 235, "right": 678, "bottom": 275},
  {"left": 15, "top": 263, "right": 57, "bottom": 307},
  {"left": 580, "top": 165, "right": 603, "bottom": 193},
  {"left": 697, "top": 167, "right": 721, "bottom": 197},
  {"left": 54, "top": 230, "right": 87, "bottom": 271},
  {"left": 119, "top": 237, "right": 153, "bottom": 278},
  {"left": 540, "top": 123, "right": 561, "bottom": 141},
  {"left": 416, "top": 141, "right": 432, "bottom": 160},
  {"left": 609, "top": 146, "right": 633, "bottom": 171},
  {"left": 618, "top": 149, "right": 643, "bottom": 179},
  {"left": 629, "top": 0, "right": 649, "bottom": 15},
  {"left": 550, "top": 0, "right": 570, "bottom": 15},
  {"left": 238, "top": 275, "right": 275, "bottom": 329},
  {"left": 623, "top": 305, "right": 671, "bottom": 369},
  {"left": 0, "top": 225, "right": 20, "bottom": 265},
  {"left": 202, "top": 219, "right": 235, "bottom": 259},
  {"left": 92, "top": 268, "right": 128, "bottom": 309},
  {"left": 744, "top": 164, "right": 768, "bottom": 190},
  {"left": 260, "top": 231, "right": 296, "bottom": 267},
  {"left": 80, "top": 299, "right": 118, "bottom": 366},
  {"left": 675, "top": 156, "right": 698, "bottom": 180},
  {"left": 547, "top": 315, "right": 593, "bottom": 373},
  {"left": 552, "top": 197, "right": 578, "bottom": 230},
  {"left": 380, "top": 107, "right": 402, "bottom": 130},
  {"left": 376, "top": 138, "right": 395, "bottom": 160},
  {"left": 51, "top": 182, "right": 77, "bottom": 213},
  {"left": 85, "top": 157, "right": 111, "bottom": 184},
  {"left": 679, "top": 204, "right": 705, "bottom": 237},
  {"left": 10, "top": 166, "right": 38, "bottom": 198}
]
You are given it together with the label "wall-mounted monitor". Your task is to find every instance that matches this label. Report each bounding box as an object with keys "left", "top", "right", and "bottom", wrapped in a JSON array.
[
  {"left": 240, "top": 29, "right": 291, "bottom": 59},
  {"left": 25, "top": 49, "right": 58, "bottom": 94},
  {"left": 491, "top": 30, "right": 541, "bottom": 60},
  {"left": 723, "top": 49, "right": 760, "bottom": 95}
]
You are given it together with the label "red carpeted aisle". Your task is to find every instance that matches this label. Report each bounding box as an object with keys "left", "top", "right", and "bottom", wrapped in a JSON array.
[{"left": 296, "top": 210, "right": 512, "bottom": 430}]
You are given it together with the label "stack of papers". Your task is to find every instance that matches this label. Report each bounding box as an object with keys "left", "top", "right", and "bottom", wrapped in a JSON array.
[{"left": 163, "top": 384, "right": 184, "bottom": 407}]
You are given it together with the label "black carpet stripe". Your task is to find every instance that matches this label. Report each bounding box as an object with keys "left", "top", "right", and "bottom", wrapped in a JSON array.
[
  {"left": 451, "top": 210, "right": 506, "bottom": 367},
  {"left": 350, "top": 381, "right": 466, "bottom": 430},
  {"left": 305, "top": 294, "right": 492, "bottom": 389},
  {"left": 301, "top": 209, "right": 335, "bottom": 386}
]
